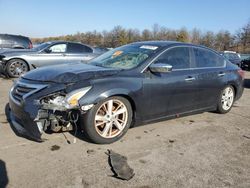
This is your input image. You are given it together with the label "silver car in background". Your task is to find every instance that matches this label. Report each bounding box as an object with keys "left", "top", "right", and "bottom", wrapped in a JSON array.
[{"left": 0, "top": 41, "right": 101, "bottom": 77}]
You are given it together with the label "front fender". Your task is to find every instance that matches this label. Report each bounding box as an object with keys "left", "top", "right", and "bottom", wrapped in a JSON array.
[
  {"left": 78, "top": 77, "right": 143, "bottom": 108},
  {"left": 79, "top": 88, "right": 132, "bottom": 106}
]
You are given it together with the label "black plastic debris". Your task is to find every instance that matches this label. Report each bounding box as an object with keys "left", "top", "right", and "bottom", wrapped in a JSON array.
[
  {"left": 50, "top": 145, "right": 60, "bottom": 151},
  {"left": 169, "top": 139, "right": 175, "bottom": 143},
  {"left": 106, "top": 150, "right": 135, "bottom": 180},
  {"left": 243, "top": 135, "right": 250, "bottom": 139},
  {"left": 86, "top": 149, "right": 95, "bottom": 155}
]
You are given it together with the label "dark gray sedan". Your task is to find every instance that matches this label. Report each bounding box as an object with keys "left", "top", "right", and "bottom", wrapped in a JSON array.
[
  {"left": 0, "top": 41, "right": 101, "bottom": 77},
  {"left": 8, "top": 41, "right": 244, "bottom": 144}
]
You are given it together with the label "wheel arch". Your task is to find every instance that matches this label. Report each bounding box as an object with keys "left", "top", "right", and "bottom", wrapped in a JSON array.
[
  {"left": 7, "top": 58, "right": 30, "bottom": 71},
  {"left": 79, "top": 89, "right": 137, "bottom": 118},
  {"left": 111, "top": 94, "right": 137, "bottom": 119},
  {"left": 226, "top": 82, "right": 238, "bottom": 97}
]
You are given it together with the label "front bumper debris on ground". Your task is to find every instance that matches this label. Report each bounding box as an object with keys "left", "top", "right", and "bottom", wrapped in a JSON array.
[{"left": 107, "top": 150, "right": 135, "bottom": 180}]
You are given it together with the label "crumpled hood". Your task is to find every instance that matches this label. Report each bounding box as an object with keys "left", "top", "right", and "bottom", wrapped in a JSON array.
[{"left": 22, "top": 62, "right": 120, "bottom": 83}]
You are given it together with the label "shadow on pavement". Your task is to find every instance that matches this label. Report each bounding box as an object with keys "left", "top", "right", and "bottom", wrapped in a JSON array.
[
  {"left": 0, "top": 72, "right": 9, "bottom": 79},
  {"left": 244, "top": 79, "right": 250, "bottom": 89},
  {"left": 0, "top": 159, "right": 9, "bottom": 188},
  {"left": 68, "top": 120, "right": 93, "bottom": 144}
]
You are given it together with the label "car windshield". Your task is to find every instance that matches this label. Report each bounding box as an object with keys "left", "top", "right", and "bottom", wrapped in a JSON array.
[
  {"left": 89, "top": 44, "right": 159, "bottom": 69},
  {"left": 33, "top": 42, "right": 51, "bottom": 51}
]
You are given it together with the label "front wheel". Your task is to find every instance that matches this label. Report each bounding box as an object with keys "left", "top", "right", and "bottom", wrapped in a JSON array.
[
  {"left": 217, "top": 85, "right": 235, "bottom": 114},
  {"left": 81, "top": 96, "right": 133, "bottom": 144},
  {"left": 6, "top": 59, "right": 29, "bottom": 78}
]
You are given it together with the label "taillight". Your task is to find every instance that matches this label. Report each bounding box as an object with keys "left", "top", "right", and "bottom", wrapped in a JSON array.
[
  {"left": 28, "top": 42, "right": 33, "bottom": 49},
  {"left": 237, "top": 69, "right": 245, "bottom": 79}
]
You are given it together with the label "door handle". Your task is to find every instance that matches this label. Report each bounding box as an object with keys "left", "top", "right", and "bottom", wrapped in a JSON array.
[
  {"left": 185, "top": 76, "right": 195, "bottom": 82},
  {"left": 218, "top": 72, "right": 225, "bottom": 77}
]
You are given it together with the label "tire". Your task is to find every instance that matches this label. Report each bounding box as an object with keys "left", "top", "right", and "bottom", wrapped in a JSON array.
[
  {"left": 81, "top": 96, "right": 133, "bottom": 144},
  {"left": 217, "top": 85, "right": 235, "bottom": 114},
  {"left": 6, "top": 59, "right": 29, "bottom": 78}
]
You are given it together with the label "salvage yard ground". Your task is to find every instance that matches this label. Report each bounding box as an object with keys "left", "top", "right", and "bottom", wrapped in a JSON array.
[{"left": 0, "top": 72, "right": 250, "bottom": 188}]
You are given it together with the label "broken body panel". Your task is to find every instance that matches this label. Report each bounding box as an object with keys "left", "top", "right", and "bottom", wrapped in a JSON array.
[{"left": 8, "top": 63, "right": 140, "bottom": 141}]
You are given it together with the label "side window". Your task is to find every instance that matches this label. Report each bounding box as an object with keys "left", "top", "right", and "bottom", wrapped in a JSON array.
[
  {"left": 155, "top": 47, "right": 191, "bottom": 69},
  {"left": 193, "top": 48, "right": 225, "bottom": 68},
  {"left": 67, "top": 43, "right": 93, "bottom": 53},
  {"left": 49, "top": 44, "right": 67, "bottom": 53}
]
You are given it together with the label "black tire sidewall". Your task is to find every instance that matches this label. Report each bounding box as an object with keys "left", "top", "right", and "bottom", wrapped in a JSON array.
[
  {"left": 217, "top": 85, "right": 235, "bottom": 114},
  {"left": 81, "top": 96, "right": 133, "bottom": 144}
]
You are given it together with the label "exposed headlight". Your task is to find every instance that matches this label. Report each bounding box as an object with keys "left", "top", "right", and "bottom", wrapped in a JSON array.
[
  {"left": 65, "top": 86, "right": 92, "bottom": 108},
  {"left": 41, "top": 86, "right": 92, "bottom": 110}
]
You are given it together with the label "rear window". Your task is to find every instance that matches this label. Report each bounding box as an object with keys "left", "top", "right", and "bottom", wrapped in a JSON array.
[
  {"left": 193, "top": 48, "right": 225, "bottom": 68},
  {"left": 67, "top": 43, "right": 93, "bottom": 53}
]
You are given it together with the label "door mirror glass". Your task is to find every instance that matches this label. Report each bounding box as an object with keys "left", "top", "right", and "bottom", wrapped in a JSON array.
[{"left": 149, "top": 63, "right": 173, "bottom": 73}]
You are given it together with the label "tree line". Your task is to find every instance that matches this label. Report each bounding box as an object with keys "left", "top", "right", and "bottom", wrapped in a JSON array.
[{"left": 32, "top": 20, "right": 250, "bottom": 53}]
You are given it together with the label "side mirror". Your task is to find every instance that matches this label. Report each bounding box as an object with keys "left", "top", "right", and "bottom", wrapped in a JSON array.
[
  {"left": 149, "top": 63, "right": 173, "bottom": 73},
  {"left": 44, "top": 48, "right": 52, "bottom": 53}
]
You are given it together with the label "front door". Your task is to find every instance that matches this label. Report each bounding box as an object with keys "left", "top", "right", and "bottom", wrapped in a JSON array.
[
  {"left": 142, "top": 46, "right": 200, "bottom": 121},
  {"left": 29, "top": 43, "right": 68, "bottom": 67}
]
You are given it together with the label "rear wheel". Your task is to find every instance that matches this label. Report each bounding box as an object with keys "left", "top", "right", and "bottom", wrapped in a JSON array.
[
  {"left": 217, "top": 85, "right": 235, "bottom": 114},
  {"left": 6, "top": 59, "right": 29, "bottom": 78},
  {"left": 81, "top": 96, "right": 132, "bottom": 144}
]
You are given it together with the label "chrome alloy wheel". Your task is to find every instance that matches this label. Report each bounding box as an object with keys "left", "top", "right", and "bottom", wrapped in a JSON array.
[
  {"left": 221, "top": 87, "right": 234, "bottom": 111},
  {"left": 94, "top": 99, "right": 128, "bottom": 138},
  {"left": 8, "top": 60, "right": 28, "bottom": 76}
]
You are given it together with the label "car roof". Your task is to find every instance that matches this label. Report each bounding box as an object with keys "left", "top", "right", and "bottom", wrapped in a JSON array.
[
  {"left": 131, "top": 40, "right": 207, "bottom": 49},
  {"left": 0, "top": 34, "right": 29, "bottom": 39}
]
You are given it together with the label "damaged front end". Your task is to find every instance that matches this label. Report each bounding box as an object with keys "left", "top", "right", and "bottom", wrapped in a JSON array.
[
  {"left": 9, "top": 79, "right": 93, "bottom": 142},
  {"left": 36, "top": 94, "right": 76, "bottom": 135}
]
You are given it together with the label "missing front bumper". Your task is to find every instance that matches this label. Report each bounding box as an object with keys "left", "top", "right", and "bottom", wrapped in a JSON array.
[{"left": 9, "top": 110, "right": 44, "bottom": 142}]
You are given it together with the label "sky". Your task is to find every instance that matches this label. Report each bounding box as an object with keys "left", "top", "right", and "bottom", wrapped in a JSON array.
[{"left": 0, "top": 0, "right": 249, "bottom": 38}]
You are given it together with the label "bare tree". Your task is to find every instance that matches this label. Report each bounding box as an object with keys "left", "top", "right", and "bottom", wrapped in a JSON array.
[{"left": 32, "top": 19, "right": 250, "bottom": 53}]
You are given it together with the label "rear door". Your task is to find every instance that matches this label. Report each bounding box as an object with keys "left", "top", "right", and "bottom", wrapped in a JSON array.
[
  {"left": 192, "top": 47, "right": 226, "bottom": 108},
  {"left": 142, "top": 46, "right": 201, "bottom": 120},
  {"left": 65, "top": 43, "right": 95, "bottom": 63}
]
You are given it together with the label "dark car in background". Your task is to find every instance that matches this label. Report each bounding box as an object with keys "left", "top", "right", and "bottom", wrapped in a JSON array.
[
  {"left": 221, "top": 51, "right": 242, "bottom": 67},
  {"left": 0, "top": 41, "right": 102, "bottom": 77},
  {"left": 8, "top": 41, "right": 244, "bottom": 144},
  {"left": 241, "top": 57, "right": 250, "bottom": 70},
  {"left": 0, "top": 34, "right": 33, "bottom": 49}
]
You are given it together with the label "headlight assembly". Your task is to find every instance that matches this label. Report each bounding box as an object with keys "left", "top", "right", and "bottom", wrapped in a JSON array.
[
  {"left": 65, "top": 86, "right": 92, "bottom": 108},
  {"left": 41, "top": 86, "right": 92, "bottom": 110}
]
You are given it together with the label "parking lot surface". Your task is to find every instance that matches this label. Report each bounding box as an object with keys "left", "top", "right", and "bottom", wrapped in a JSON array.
[{"left": 0, "top": 72, "right": 250, "bottom": 188}]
